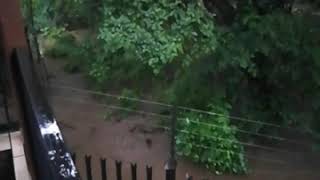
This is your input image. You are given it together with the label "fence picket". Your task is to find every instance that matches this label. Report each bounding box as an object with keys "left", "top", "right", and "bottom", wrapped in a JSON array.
[
  {"left": 116, "top": 161, "right": 122, "bottom": 180},
  {"left": 131, "top": 163, "right": 137, "bottom": 180},
  {"left": 85, "top": 155, "right": 92, "bottom": 180},
  {"left": 77, "top": 154, "right": 178, "bottom": 180},
  {"left": 100, "top": 158, "right": 107, "bottom": 180},
  {"left": 146, "top": 166, "right": 152, "bottom": 180}
]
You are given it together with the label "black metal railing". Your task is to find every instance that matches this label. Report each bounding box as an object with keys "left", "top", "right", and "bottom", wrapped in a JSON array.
[
  {"left": 11, "top": 48, "right": 79, "bottom": 180},
  {"left": 72, "top": 152, "right": 183, "bottom": 180}
]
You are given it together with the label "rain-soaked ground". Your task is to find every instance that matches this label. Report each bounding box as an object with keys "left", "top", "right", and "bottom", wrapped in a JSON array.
[{"left": 45, "top": 57, "right": 320, "bottom": 180}]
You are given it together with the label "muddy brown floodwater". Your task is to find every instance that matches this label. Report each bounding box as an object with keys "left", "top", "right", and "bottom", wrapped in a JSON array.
[{"left": 45, "top": 57, "right": 320, "bottom": 180}]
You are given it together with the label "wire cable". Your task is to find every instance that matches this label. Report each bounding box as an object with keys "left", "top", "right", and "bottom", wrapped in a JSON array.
[
  {"left": 50, "top": 94, "right": 312, "bottom": 155},
  {"left": 177, "top": 129, "right": 304, "bottom": 155},
  {"left": 183, "top": 118, "right": 309, "bottom": 147},
  {"left": 132, "top": 124, "right": 296, "bottom": 166},
  {"left": 49, "top": 94, "right": 311, "bottom": 147},
  {"left": 180, "top": 142, "right": 289, "bottom": 165},
  {"left": 49, "top": 82, "right": 308, "bottom": 133},
  {"left": 55, "top": 113, "right": 290, "bottom": 167},
  {"left": 150, "top": 123, "right": 308, "bottom": 155}
]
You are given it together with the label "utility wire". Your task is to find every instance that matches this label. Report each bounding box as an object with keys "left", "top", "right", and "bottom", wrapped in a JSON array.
[
  {"left": 58, "top": 118, "right": 290, "bottom": 167},
  {"left": 49, "top": 94, "right": 311, "bottom": 155},
  {"left": 178, "top": 142, "right": 290, "bottom": 165},
  {"left": 183, "top": 118, "right": 309, "bottom": 147},
  {"left": 140, "top": 124, "right": 294, "bottom": 166},
  {"left": 144, "top": 124, "right": 305, "bottom": 156},
  {"left": 177, "top": 129, "right": 304, "bottom": 155},
  {"left": 149, "top": 123, "right": 307, "bottom": 155},
  {"left": 49, "top": 93, "right": 311, "bottom": 147},
  {"left": 49, "top": 82, "right": 308, "bottom": 132}
]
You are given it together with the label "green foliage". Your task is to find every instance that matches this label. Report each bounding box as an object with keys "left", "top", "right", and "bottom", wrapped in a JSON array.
[
  {"left": 23, "top": 0, "right": 54, "bottom": 30},
  {"left": 21, "top": 0, "right": 96, "bottom": 31},
  {"left": 221, "top": 12, "right": 320, "bottom": 134},
  {"left": 118, "top": 89, "right": 139, "bottom": 110},
  {"left": 169, "top": 10, "right": 320, "bottom": 136},
  {"left": 43, "top": 30, "right": 77, "bottom": 58},
  {"left": 88, "top": 53, "right": 111, "bottom": 85},
  {"left": 43, "top": 29, "right": 87, "bottom": 73},
  {"left": 88, "top": 49, "right": 154, "bottom": 90},
  {"left": 103, "top": 88, "right": 139, "bottom": 119},
  {"left": 176, "top": 104, "right": 247, "bottom": 174},
  {"left": 103, "top": 110, "right": 113, "bottom": 121},
  {"left": 41, "top": 26, "right": 66, "bottom": 39},
  {"left": 171, "top": 55, "right": 230, "bottom": 109},
  {"left": 97, "top": 0, "right": 217, "bottom": 74}
]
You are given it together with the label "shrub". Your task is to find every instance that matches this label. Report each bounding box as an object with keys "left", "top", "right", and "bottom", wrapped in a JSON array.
[
  {"left": 43, "top": 29, "right": 78, "bottom": 58},
  {"left": 42, "top": 28, "right": 88, "bottom": 73},
  {"left": 118, "top": 89, "right": 139, "bottom": 110},
  {"left": 87, "top": 51, "right": 111, "bottom": 87},
  {"left": 176, "top": 105, "right": 247, "bottom": 174}
]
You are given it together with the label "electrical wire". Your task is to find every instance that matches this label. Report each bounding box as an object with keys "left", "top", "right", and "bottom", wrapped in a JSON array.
[
  {"left": 49, "top": 82, "right": 309, "bottom": 133},
  {"left": 47, "top": 82, "right": 320, "bottom": 175},
  {"left": 177, "top": 142, "right": 289, "bottom": 165},
  {"left": 177, "top": 129, "right": 304, "bottom": 155},
  {"left": 133, "top": 124, "right": 293, "bottom": 166},
  {"left": 54, "top": 111, "right": 290, "bottom": 168},
  {"left": 52, "top": 106, "right": 314, "bottom": 172},
  {"left": 183, "top": 118, "right": 309, "bottom": 147},
  {"left": 86, "top": 120, "right": 292, "bottom": 166},
  {"left": 49, "top": 94, "right": 311, "bottom": 147},
  {"left": 50, "top": 94, "right": 313, "bottom": 156},
  {"left": 149, "top": 123, "right": 306, "bottom": 155}
]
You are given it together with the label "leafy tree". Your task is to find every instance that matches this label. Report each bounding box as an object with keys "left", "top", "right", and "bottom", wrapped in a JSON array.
[{"left": 97, "top": 0, "right": 217, "bottom": 74}]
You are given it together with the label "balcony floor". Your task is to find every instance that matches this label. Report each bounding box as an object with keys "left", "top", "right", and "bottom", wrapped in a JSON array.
[{"left": 0, "top": 131, "right": 32, "bottom": 180}]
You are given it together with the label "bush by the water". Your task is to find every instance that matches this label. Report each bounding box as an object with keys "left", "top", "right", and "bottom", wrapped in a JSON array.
[{"left": 176, "top": 105, "right": 247, "bottom": 174}]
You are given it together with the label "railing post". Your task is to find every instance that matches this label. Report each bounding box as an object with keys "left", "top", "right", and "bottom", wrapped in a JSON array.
[
  {"left": 85, "top": 155, "right": 92, "bottom": 180},
  {"left": 131, "top": 163, "right": 137, "bottom": 180},
  {"left": 165, "top": 105, "right": 177, "bottom": 180},
  {"left": 100, "top": 158, "right": 107, "bottom": 180},
  {"left": 146, "top": 166, "right": 152, "bottom": 180},
  {"left": 116, "top": 161, "right": 122, "bottom": 180}
]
